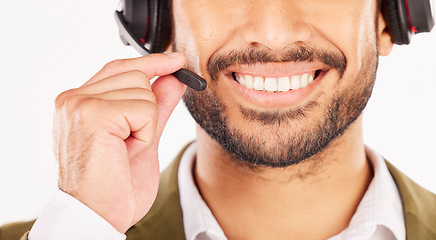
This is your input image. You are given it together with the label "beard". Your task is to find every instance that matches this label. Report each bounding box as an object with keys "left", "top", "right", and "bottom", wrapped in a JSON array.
[{"left": 181, "top": 45, "right": 378, "bottom": 168}]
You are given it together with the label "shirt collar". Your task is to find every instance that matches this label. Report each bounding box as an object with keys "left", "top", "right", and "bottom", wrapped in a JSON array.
[
  {"left": 329, "top": 147, "right": 405, "bottom": 240},
  {"left": 178, "top": 144, "right": 405, "bottom": 240},
  {"left": 178, "top": 143, "right": 227, "bottom": 240}
]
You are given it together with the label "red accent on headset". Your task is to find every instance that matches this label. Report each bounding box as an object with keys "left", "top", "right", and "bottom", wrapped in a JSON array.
[
  {"left": 140, "top": 38, "right": 145, "bottom": 44},
  {"left": 404, "top": 0, "right": 418, "bottom": 33}
]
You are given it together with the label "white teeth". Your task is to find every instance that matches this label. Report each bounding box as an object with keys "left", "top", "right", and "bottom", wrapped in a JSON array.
[
  {"left": 237, "top": 75, "right": 246, "bottom": 86},
  {"left": 264, "top": 78, "right": 278, "bottom": 92},
  {"left": 300, "top": 74, "right": 309, "bottom": 88},
  {"left": 245, "top": 75, "right": 254, "bottom": 88},
  {"left": 290, "top": 75, "right": 301, "bottom": 90},
  {"left": 235, "top": 72, "right": 316, "bottom": 92},
  {"left": 277, "top": 77, "right": 291, "bottom": 92},
  {"left": 253, "top": 76, "right": 264, "bottom": 90}
]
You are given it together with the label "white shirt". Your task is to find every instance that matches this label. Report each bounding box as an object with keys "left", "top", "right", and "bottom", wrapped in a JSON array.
[
  {"left": 178, "top": 144, "right": 405, "bottom": 240},
  {"left": 29, "top": 144, "right": 405, "bottom": 240}
]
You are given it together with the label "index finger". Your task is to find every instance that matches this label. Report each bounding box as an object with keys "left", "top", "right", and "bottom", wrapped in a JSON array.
[{"left": 82, "top": 52, "right": 186, "bottom": 87}]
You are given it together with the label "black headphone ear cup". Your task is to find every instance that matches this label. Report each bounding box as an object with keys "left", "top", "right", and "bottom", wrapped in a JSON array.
[
  {"left": 155, "top": 0, "right": 172, "bottom": 52},
  {"left": 147, "top": 0, "right": 172, "bottom": 53},
  {"left": 123, "top": 0, "right": 149, "bottom": 44},
  {"left": 382, "top": 0, "right": 411, "bottom": 45}
]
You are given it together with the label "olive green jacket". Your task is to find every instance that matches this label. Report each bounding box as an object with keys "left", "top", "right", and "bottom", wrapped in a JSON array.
[{"left": 1, "top": 147, "right": 436, "bottom": 239}]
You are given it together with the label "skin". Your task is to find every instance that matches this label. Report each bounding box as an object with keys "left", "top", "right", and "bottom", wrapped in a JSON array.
[
  {"left": 173, "top": 0, "right": 393, "bottom": 238},
  {"left": 54, "top": 0, "right": 393, "bottom": 238},
  {"left": 54, "top": 54, "right": 187, "bottom": 232}
]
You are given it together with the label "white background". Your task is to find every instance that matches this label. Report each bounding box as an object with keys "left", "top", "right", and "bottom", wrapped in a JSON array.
[{"left": 0, "top": 0, "right": 435, "bottom": 226}]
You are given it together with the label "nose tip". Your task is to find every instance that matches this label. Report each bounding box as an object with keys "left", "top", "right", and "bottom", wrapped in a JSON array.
[
  {"left": 263, "top": 22, "right": 312, "bottom": 51},
  {"left": 241, "top": 3, "right": 312, "bottom": 52}
]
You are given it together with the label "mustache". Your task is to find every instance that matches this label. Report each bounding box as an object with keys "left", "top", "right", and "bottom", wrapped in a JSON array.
[{"left": 207, "top": 45, "right": 347, "bottom": 81}]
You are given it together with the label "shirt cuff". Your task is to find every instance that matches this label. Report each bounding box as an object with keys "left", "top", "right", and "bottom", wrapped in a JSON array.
[{"left": 28, "top": 190, "right": 126, "bottom": 240}]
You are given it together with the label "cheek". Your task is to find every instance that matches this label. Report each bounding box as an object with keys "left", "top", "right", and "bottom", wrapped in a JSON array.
[
  {"left": 325, "top": 1, "right": 378, "bottom": 76},
  {"left": 173, "top": 1, "right": 243, "bottom": 77}
]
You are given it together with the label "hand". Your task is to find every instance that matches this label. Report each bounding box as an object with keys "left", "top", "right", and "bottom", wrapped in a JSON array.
[{"left": 53, "top": 53, "right": 187, "bottom": 233}]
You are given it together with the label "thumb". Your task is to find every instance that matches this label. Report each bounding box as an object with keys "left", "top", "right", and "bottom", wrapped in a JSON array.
[{"left": 152, "top": 74, "right": 187, "bottom": 140}]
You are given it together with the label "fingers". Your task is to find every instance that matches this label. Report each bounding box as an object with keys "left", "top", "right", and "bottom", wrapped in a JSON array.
[
  {"left": 107, "top": 99, "right": 158, "bottom": 144},
  {"left": 55, "top": 53, "right": 189, "bottom": 147},
  {"left": 56, "top": 70, "right": 152, "bottom": 108},
  {"left": 152, "top": 74, "right": 187, "bottom": 139},
  {"left": 81, "top": 70, "right": 152, "bottom": 94},
  {"left": 58, "top": 94, "right": 157, "bottom": 143},
  {"left": 84, "top": 53, "right": 186, "bottom": 87}
]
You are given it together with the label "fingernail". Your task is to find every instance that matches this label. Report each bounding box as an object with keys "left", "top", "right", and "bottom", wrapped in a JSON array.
[{"left": 166, "top": 52, "right": 184, "bottom": 58}]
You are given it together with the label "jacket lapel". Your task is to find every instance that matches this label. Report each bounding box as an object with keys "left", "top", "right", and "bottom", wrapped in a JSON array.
[{"left": 386, "top": 161, "right": 436, "bottom": 239}]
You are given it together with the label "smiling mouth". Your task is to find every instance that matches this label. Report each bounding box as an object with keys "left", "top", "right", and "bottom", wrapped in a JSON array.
[{"left": 232, "top": 70, "right": 322, "bottom": 92}]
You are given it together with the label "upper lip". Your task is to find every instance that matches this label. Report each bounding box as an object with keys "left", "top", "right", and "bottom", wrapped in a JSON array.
[{"left": 223, "top": 61, "right": 330, "bottom": 78}]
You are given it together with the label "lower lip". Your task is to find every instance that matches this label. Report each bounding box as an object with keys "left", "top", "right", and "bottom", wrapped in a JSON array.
[{"left": 222, "top": 71, "right": 326, "bottom": 109}]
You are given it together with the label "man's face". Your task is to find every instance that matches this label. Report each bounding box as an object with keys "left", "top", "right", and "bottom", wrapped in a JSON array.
[{"left": 173, "top": 0, "right": 383, "bottom": 167}]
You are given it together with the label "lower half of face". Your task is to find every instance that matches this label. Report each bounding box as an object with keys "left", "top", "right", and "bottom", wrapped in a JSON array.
[
  {"left": 175, "top": 0, "right": 380, "bottom": 168},
  {"left": 182, "top": 48, "right": 378, "bottom": 168}
]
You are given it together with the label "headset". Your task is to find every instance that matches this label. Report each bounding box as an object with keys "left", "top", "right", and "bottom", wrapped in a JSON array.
[{"left": 115, "top": 0, "right": 435, "bottom": 91}]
